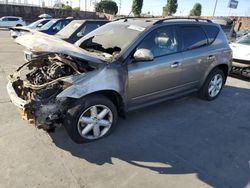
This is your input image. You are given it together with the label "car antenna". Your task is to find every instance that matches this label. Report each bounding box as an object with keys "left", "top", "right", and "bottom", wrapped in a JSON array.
[{"left": 124, "top": 11, "right": 132, "bottom": 22}]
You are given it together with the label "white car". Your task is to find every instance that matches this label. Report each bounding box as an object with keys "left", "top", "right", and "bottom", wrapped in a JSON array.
[
  {"left": 230, "top": 34, "right": 250, "bottom": 78},
  {"left": 0, "top": 16, "right": 26, "bottom": 28}
]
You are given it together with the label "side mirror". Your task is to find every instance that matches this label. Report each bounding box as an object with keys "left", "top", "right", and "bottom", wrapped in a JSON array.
[
  {"left": 76, "top": 32, "right": 84, "bottom": 38},
  {"left": 133, "top": 48, "right": 154, "bottom": 61}
]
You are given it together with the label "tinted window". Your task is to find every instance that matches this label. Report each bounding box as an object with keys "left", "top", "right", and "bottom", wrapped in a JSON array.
[
  {"left": 138, "top": 26, "right": 178, "bottom": 57},
  {"left": 202, "top": 25, "right": 219, "bottom": 44},
  {"left": 181, "top": 26, "right": 208, "bottom": 50},
  {"left": 8, "top": 18, "right": 19, "bottom": 21},
  {"left": 237, "top": 35, "right": 250, "bottom": 45}
]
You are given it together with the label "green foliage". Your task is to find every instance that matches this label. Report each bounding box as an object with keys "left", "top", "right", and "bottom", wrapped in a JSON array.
[
  {"left": 95, "top": 0, "right": 118, "bottom": 15},
  {"left": 73, "top": 7, "right": 80, "bottom": 11},
  {"left": 189, "top": 3, "right": 202, "bottom": 16},
  {"left": 132, "top": 0, "right": 143, "bottom": 16},
  {"left": 63, "top": 5, "right": 72, "bottom": 10},
  {"left": 163, "top": 0, "right": 178, "bottom": 16}
]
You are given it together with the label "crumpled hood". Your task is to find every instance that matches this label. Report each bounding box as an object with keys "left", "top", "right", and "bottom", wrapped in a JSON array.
[
  {"left": 230, "top": 43, "right": 250, "bottom": 61},
  {"left": 15, "top": 31, "right": 104, "bottom": 63}
]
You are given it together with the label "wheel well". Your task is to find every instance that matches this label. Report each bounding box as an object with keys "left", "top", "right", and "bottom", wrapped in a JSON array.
[
  {"left": 213, "top": 64, "right": 229, "bottom": 83},
  {"left": 86, "top": 90, "right": 126, "bottom": 116},
  {"left": 16, "top": 24, "right": 22, "bottom": 26}
]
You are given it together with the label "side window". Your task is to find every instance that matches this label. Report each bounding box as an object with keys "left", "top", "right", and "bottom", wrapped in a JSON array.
[
  {"left": 137, "top": 26, "right": 178, "bottom": 57},
  {"left": 53, "top": 21, "right": 62, "bottom": 31},
  {"left": 202, "top": 25, "right": 219, "bottom": 44},
  {"left": 61, "top": 20, "right": 70, "bottom": 28},
  {"left": 181, "top": 26, "right": 208, "bottom": 50},
  {"left": 9, "top": 18, "right": 19, "bottom": 21},
  {"left": 2, "top": 18, "right": 8, "bottom": 21},
  {"left": 79, "top": 23, "right": 100, "bottom": 36}
]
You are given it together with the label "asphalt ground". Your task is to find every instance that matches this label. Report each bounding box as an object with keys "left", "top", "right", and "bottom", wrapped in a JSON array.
[{"left": 0, "top": 29, "right": 249, "bottom": 188}]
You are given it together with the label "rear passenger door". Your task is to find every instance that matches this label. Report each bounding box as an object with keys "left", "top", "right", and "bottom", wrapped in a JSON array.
[{"left": 179, "top": 25, "right": 215, "bottom": 89}]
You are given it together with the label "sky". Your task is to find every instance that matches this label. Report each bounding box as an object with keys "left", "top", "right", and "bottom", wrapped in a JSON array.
[{"left": 6, "top": 0, "right": 250, "bottom": 16}]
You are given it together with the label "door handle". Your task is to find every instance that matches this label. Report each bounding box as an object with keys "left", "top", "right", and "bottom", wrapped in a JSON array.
[
  {"left": 171, "top": 62, "right": 181, "bottom": 68},
  {"left": 207, "top": 55, "right": 215, "bottom": 61}
]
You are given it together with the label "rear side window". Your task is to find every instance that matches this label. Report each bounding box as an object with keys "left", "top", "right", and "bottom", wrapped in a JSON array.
[
  {"left": 181, "top": 26, "right": 208, "bottom": 51},
  {"left": 202, "top": 25, "right": 219, "bottom": 44},
  {"left": 8, "top": 18, "right": 19, "bottom": 21}
]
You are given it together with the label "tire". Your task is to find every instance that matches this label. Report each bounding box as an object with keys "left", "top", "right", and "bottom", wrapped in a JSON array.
[
  {"left": 198, "top": 68, "right": 226, "bottom": 101},
  {"left": 63, "top": 94, "right": 118, "bottom": 143},
  {"left": 16, "top": 24, "right": 22, "bottom": 27}
]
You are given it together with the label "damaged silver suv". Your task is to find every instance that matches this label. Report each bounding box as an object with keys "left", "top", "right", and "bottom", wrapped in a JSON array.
[{"left": 7, "top": 18, "right": 232, "bottom": 143}]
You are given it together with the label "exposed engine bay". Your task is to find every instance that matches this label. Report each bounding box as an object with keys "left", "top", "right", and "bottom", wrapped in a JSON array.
[{"left": 9, "top": 53, "right": 97, "bottom": 130}]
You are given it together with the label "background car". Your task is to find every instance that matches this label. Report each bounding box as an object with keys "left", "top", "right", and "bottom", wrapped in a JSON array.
[
  {"left": 230, "top": 34, "right": 250, "bottom": 78},
  {"left": 236, "top": 29, "right": 250, "bottom": 39},
  {"left": 37, "top": 17, "right": 73, "bottom": 35},
  {"left": 9, "top": 18, "right": 51, "bottom": 38},
  {"left": 212, "top": 18, "right": 236, "bottom": 42},
  {"left": 0, "top": 16, "right": 26, "bottom": 28},
  {"left": 55, "top": 19, "right": 109, "bottom": 44}
]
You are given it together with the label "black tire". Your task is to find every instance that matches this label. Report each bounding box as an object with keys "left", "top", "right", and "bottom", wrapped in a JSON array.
[
  {"left": 198, "top": 68, "right": 226, "bottom": 101},
  {"left": 63, "top": 94, "right": 118, "bottom": 143},
  {"left": 16, "top": 24, "right": 22, "bottom": 27}
]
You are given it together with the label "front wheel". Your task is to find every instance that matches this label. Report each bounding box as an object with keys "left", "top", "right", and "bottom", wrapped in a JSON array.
[
  {"left": 199, "top": 69, "right": 226, "bottom": 101},
  {"left": 64, "top": 95, "right": 118, "bottom": 143}
]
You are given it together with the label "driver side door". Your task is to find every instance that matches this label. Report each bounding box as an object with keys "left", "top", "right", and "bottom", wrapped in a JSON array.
[{"left": 127, "top": 26, "right": 184, "bottom": 108}]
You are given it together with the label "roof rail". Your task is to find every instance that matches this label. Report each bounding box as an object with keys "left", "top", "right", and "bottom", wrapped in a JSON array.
[
  {"left": 153, "top": 17, "right": 212, "bottom": 25},
  {"left": 113, "top": 16, "right": 155, "bottom": 22}
]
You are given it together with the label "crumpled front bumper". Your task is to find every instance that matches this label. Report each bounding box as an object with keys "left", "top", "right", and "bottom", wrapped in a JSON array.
[{"left": 6, "top": 81, "right": 28, "bottom": 110}]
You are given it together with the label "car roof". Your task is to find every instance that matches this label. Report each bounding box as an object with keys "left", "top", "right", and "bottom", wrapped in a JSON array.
[
  {"left": 70, "top": 19, "right": 109, "bottom": 24},
  {"left": 2, "top": 16, "right": 22, "bottom": 19},
  {"left": 113, "top": 17, "right": 217, "bottom": 28}
]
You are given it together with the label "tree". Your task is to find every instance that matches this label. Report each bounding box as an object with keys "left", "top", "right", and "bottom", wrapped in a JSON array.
[
  {"left": 132, "top": 0, "right": 143, "bottom": 16},
  {"left": 95, "top": 0, "right": 118, "bottom": 15},
  {"left": 189, "top": 3, "right": 202, "bottom": 16},
  {"left": 73, "top": 7, "right": 80, "bottom": 11},
  {"left": 63, "top": 5, "right": 72, "bottom": 10},
  {"left": 163, "top": 0, "right": 178, "bottom": 16}
]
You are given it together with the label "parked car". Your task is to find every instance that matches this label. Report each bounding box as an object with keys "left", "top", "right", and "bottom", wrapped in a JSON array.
[
  {"left": 7, "top": 18, "right": 232, "bottom": 143},
  {"left": 0, "top": 16, "right": 26, "bottom": 28},
  {"left": 230, "top": 34, "right": 250, "bottom": 78},
  {"left": 236, "top": 29, "right": 250, "bottom": 39},
  {"left": 37, "top": 17, "right": 73, "bottom": 35},
  {"left": 9, "top": 18, "right": 51, "bottom": 38},
  {"left": 211, "top": 18, "right": 236, "bottom": 42},
  {"left": 55, "top": 19, "right": 109, "bottom": 44}
]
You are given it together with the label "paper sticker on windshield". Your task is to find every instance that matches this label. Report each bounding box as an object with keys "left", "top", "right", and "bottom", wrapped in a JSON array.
[{"left": 128, "top": 25, "right": 145, "bottom": 32}]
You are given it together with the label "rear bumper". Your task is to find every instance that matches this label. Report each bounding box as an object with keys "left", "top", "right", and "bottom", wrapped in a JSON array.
[{"left": 231, "top": 59, "right": 250, "bottom": 78}]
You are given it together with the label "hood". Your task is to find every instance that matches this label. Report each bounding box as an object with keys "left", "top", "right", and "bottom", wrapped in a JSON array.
[
  {"left": 15, "top": 31, "right": 105, "bottom": 64},
  {"left": 230, "top": 43, "right": 250, "bottom": 61}
]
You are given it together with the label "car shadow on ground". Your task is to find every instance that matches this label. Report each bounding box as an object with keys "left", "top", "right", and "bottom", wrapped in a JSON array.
[{"left": 49, "top": 85, "right": 250, "bottom": 188}]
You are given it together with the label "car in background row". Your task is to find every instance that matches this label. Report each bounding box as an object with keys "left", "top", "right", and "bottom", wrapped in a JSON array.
[
  {"left": 0, "top": 16, "right": 26, "bottom": 28},
  {"left": 236, "top": 29, "right": 250, "bottom": 39},
  {"left": 37, "top": 17, "right": 73, "bottom": 35},
  {"left": 230, "top": 34, "right": 250, "bottom": 78},
  {"left": 55, "top": 19, "right": 109, "bottom": 44},
  {"left": 9, "top": 18, "right": 51, "bottom": 38},
  {"left": 212, "top": 18, "right": 236, "bottom": 42}
]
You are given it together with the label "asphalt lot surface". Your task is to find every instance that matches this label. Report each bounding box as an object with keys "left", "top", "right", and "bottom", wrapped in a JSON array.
[{"left": 0, "top": 29, "right": 249, "bottom": 188}]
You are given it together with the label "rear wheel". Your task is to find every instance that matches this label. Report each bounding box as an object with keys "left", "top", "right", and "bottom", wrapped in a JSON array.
[
  {"left": 16, "top": 24, "right": 22, "bottom": 27},
  {"left": 64, "top": 95, "right": 118, "bottom": 143},
  {"left": 199, "top": 69, "right": 226, "bottom": 101}
]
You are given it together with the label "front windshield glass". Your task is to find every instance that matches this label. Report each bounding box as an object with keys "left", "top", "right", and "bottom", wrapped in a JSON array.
[
  {"left": 56, "top": 21, "right": 83, "bottom": 38},
  {"left": 77, "top": 23, "right": 145, "bottom": 59},
  {"left": 27, "top": 19, "right": 43, "bottom": 28},
  {"left": 39, "top": 19, "right": 56, "bottom": 30},
  {"left": 237, "top": 35, "right": 250, "bottom": 45}
]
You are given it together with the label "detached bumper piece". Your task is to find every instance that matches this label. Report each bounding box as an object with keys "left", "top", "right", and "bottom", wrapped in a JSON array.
[{"left": 231, "top": 60, "right": 250, "bottom": 78}]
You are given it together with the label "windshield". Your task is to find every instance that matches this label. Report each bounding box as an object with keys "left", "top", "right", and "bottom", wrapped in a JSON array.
[
  {"left": 77, "top": 23, "right": 144, "bottom": 59},
  {"left": 27, "top": 19, "right": 44, "bottom": 28},
  {"left": 39, "top": 19, "right": 57, "bottom": 30},
  {"left": 237, "top": 35, "right": 250, "bottom": 46},
  {"left": 56, "top": 21, "right": 83, "bottom": 38}
]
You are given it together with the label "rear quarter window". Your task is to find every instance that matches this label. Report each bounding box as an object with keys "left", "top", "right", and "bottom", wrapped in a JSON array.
[
  {"left": 202, "top": 25, "right": 219, "bottom": 44},
  {"left": 181, "top": 26, "right": 208, "bottom": 51}
]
